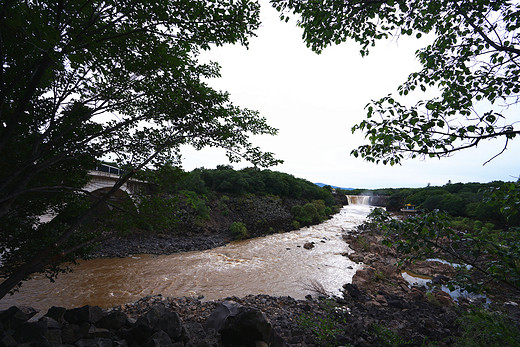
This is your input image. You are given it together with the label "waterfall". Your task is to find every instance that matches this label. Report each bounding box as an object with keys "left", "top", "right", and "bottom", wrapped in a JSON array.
[{"left": 346, "top": 195, "right": 371, "bottom": 205}]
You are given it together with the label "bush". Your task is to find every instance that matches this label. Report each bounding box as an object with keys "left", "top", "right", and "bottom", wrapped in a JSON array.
[
  {"left": 455, "top": 309, "right": 520, "bottom": 346},
  {"left": 136, "top": 195, "right": 179, "bottom": 233},
  {"left": 230, "top": 221, "right": 248, "bottom": 240},
  {"left": 297, "top": 299, "right": 346, "bottom": 346}
]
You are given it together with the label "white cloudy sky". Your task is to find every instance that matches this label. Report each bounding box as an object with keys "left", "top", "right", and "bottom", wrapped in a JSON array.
[{"left": 181, "top": 1, "right": 520, "bottom": 189}]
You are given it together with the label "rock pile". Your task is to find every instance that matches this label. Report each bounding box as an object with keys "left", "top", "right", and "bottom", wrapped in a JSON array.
[{"left": 0, "top": 300, "right": 289, "bottom": 346}]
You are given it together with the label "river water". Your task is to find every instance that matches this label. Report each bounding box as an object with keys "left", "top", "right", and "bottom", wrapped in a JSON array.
[{"left": 0, "top": 204, "right": 372, "bottom": 313}]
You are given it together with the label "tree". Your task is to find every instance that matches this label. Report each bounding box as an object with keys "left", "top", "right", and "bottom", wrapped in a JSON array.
[
  {"left": 0, "top": 0, "right": 280, "bottom": 299},
  {"left": 272, "top": 0, "right": 520, "bottom": 165}
]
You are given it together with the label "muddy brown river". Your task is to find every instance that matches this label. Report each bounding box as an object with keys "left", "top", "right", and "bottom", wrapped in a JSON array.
[{"left": 0, "top": 204, "right": 372, "bottom": 313}]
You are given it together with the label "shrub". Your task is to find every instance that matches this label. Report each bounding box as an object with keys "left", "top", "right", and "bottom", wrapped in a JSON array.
[
  {"left": 455, "top": 309, "right": 520, "bottom": 346},
  {"left": 297, "top": 299, "right": 346, "bottom": 346},
  {"left": 136, "top": 195, "right": 179, "bottom": 233},
  {"left": 230, "top": 221, "right": 248, "bottom": 240}
]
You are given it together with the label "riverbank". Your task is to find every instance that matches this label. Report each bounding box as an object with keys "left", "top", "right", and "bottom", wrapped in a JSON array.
[
  {"left": 90, "top": 193, "right": 347, "bottom": 258},
  {"left": 89, "top": 233, "right": 229, "bottom": 258},
  {"left": 0, "top": 225, "right": 468, "bottom": 346},
  {"left": 4, "top": 206, "right": 518, "bottom": 346}
]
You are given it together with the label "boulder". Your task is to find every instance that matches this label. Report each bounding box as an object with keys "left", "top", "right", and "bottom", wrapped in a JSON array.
[
  {"left": 144, "top": 330, "right": 174, "bottom": 347},
  {"left": 206, "top": 302, "right": 283, "bottom": 347},
  {"left": 183, "top": 321, "right": 219, "bottom": 347},
  {"left": 64, "top": 305, "right": 106, "bottom": 324},
  {"left": 205, "top": 301, "right": 241, "bottom": 333},
  {"left": 45, "top": 306, "right": 67, "bottom": 323},
  {"left": 0, "top": 306, "right": 39, "bottom": 330},
  {"left": 96, "top": 311, "right": 129, "bottom": 330},
  {"left": 129, "top": 304, "right": 183, "bottom": 343},
  {"left": 13, "top": 320, "right": 48, "bottom": 344}
]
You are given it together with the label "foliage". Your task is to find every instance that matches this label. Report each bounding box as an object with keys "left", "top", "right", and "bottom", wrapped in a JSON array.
[
  {"left": 366, "top": 208, "right": 520, "bottom": 293},
  {"left": 180, "top": 191, "right": 210, "bottom": 220},
  {"left": 0, "top": 0, "right": 280, "bottom": 299},
  {"left": 370, "top": 324, "right": 413, "bottom": 347},
  {"left": 152, "top": 165, "right": 336, "bottom": 205},
  {"left": 297, "top": 299, "right": 346, "bottom": 346},
  {"left": 455, "top": 309, "right": 520, "bottom": 347},
  {"left": 230, "top": 221, "right": 249, "bottom": 240},
  {"left": 134, "top": 195, "right": 179, "bottom": 234},
  {"left": 291, "top": 200, "right": 334, "bottom": 226},
  {"left": 272, "top": 0, "right": 520, "bottom": 164},
  {"left": 351, "top": 180, "right": 518, "bottom": 227}
]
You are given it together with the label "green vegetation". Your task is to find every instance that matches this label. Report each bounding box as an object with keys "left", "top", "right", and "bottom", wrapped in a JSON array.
[
  {"left": 273, "top": 0, "right": 520, "bottom": 164},
  {"left": 455, "top": 309, "right": 520, "bottom": 347},
  {"left": 370, "top": 324, "right": 413, "bottom": 347},
  {"left": 139, "top": 165, "right": 338, "bottom": 234},
  {"left": 365, "top": 181, "right": 520, "bottom": 294},
  {"left": 351, "top": 180, "right": 520, "bottom": 227},
  {"left": 230, "top": 222, "right": 249, "bottom": 240},
  {"left": 0, "top": 0, "right": 279, "bottom": 299},
  {"left": 297, "top": 299, "right": 347, "bottom": 347},
  {"left": 151, "top": 165, "right": 335, "bottom": 203},
  {"left": 291, "top": 200, "right": 333, "bottom": 227}
]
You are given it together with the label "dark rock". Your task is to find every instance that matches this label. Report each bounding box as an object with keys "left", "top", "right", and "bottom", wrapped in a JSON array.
[
  {"left": 432, "top": 275, "right": 450, "bottom": 284},
  {"left": 13, "top": 320, "right": 48, "bottom": 344},
  {"left": 64, "top": 305, "right": 105, "bottom": 324},
  {"left": 0, "top": 306, "right": 39, "bottom": 330},
  {"left": 219, "top": 306, "right": 283, "bottom": 347},
  {"left": 204, "top": 302, "right": 241, "bottom": 333},
  {"left": 61, "top": 322, "right": 90, "bottom": 344},
  {"left": 343, "top": 283, "right": 365, "bottom": 301},
  {"left": 96, "top": 311, "right": 128, "bottom": 330},
  {"left": 1, "top": 334, "right": 18, "bottom": 346},
  {"left": 131, "top": 304, "right": 183, "bottom": 343},
  {"left": 183, "top": 322, "right": 219, "bottom": 347},
  {"left": 39, "top": 316, "right": 63, "bottom": 329},
  {"left": 62, "top": 323, "right": 81, "bottom": 344},
  {"left": 88, "top": 325, "right": 112, "bottom": 339},
  {"left": 303, "top": 242, "right": 314, "bottom": 250},
  {"left": 75, "top": 337, "right": 113, "bottom": 347},
  {"left": 144, "top": 330, "right": 173, "bottom": 347},
  {"left": 387, "top": 297, "right": 409, "bottom": 309},
  {"left": 45, "top": 327, "right": 63, "bottom": 345},
  {"left": 45, "top": 306, "right": 67, "bottom": 323},
  {"left": 434, "top": 290, "right": 455, "bottom": 307}
]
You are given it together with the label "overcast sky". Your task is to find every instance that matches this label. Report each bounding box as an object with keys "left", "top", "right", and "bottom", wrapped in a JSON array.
[{"left": 181, "top": 1, "right": 520, "bottom": 189}]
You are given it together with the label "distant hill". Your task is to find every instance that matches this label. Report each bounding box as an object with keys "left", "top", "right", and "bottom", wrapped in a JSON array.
[{"left": 315, "top": 183, "right": 354, "bottom": 190}]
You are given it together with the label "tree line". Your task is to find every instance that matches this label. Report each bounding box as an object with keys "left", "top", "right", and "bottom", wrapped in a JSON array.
[
  {"left": 351, "top": 180, "right": 520, "bottom": 227},
  {"left": 147, "top": 165, "right": 335, "bottom": 205}
]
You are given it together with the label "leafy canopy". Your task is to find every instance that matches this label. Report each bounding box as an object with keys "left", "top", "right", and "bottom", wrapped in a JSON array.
[
  {"left": 272, "top": 0, "right": 520, "bottom": 165},
  {"left": 0, "top": 0, "right": 279, "bottom": 298}
]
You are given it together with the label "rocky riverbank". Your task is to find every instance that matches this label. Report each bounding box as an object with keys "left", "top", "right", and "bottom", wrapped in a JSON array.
[
  {"left": 91, "top": 194, "right": 346, "bottom": 258},
  {"left": 89, "top": 233, "right": 229, "bottom": 258},
  {"left": 4, "top": 206, "right": 518, "bottom": 346}
]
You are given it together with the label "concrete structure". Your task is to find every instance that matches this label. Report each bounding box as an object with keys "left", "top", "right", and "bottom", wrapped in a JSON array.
[
  {"left": 86, "top": 164, "right": 146, "bottom": 196},
  {"left": 39, "top": 165, "right": 149, "bottom": 223}
]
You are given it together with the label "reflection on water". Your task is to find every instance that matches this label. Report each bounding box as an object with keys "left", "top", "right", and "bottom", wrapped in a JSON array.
[{"left": 0, "top": 205, "right": 372, "bottom": 313}]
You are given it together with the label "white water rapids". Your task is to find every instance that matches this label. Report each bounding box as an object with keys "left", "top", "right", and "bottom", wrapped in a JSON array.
[{"left": 0, "top": 204, "right": 373, "bottom": 313}]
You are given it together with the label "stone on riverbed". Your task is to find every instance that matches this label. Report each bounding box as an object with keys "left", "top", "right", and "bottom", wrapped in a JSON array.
[{"left": 303, "top": 242, "right": 314, "bottom": 250}]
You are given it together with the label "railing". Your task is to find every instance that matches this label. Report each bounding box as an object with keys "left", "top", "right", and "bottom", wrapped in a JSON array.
[{"left": 94, "top": 164, "right": 125, "bottom": 176}]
